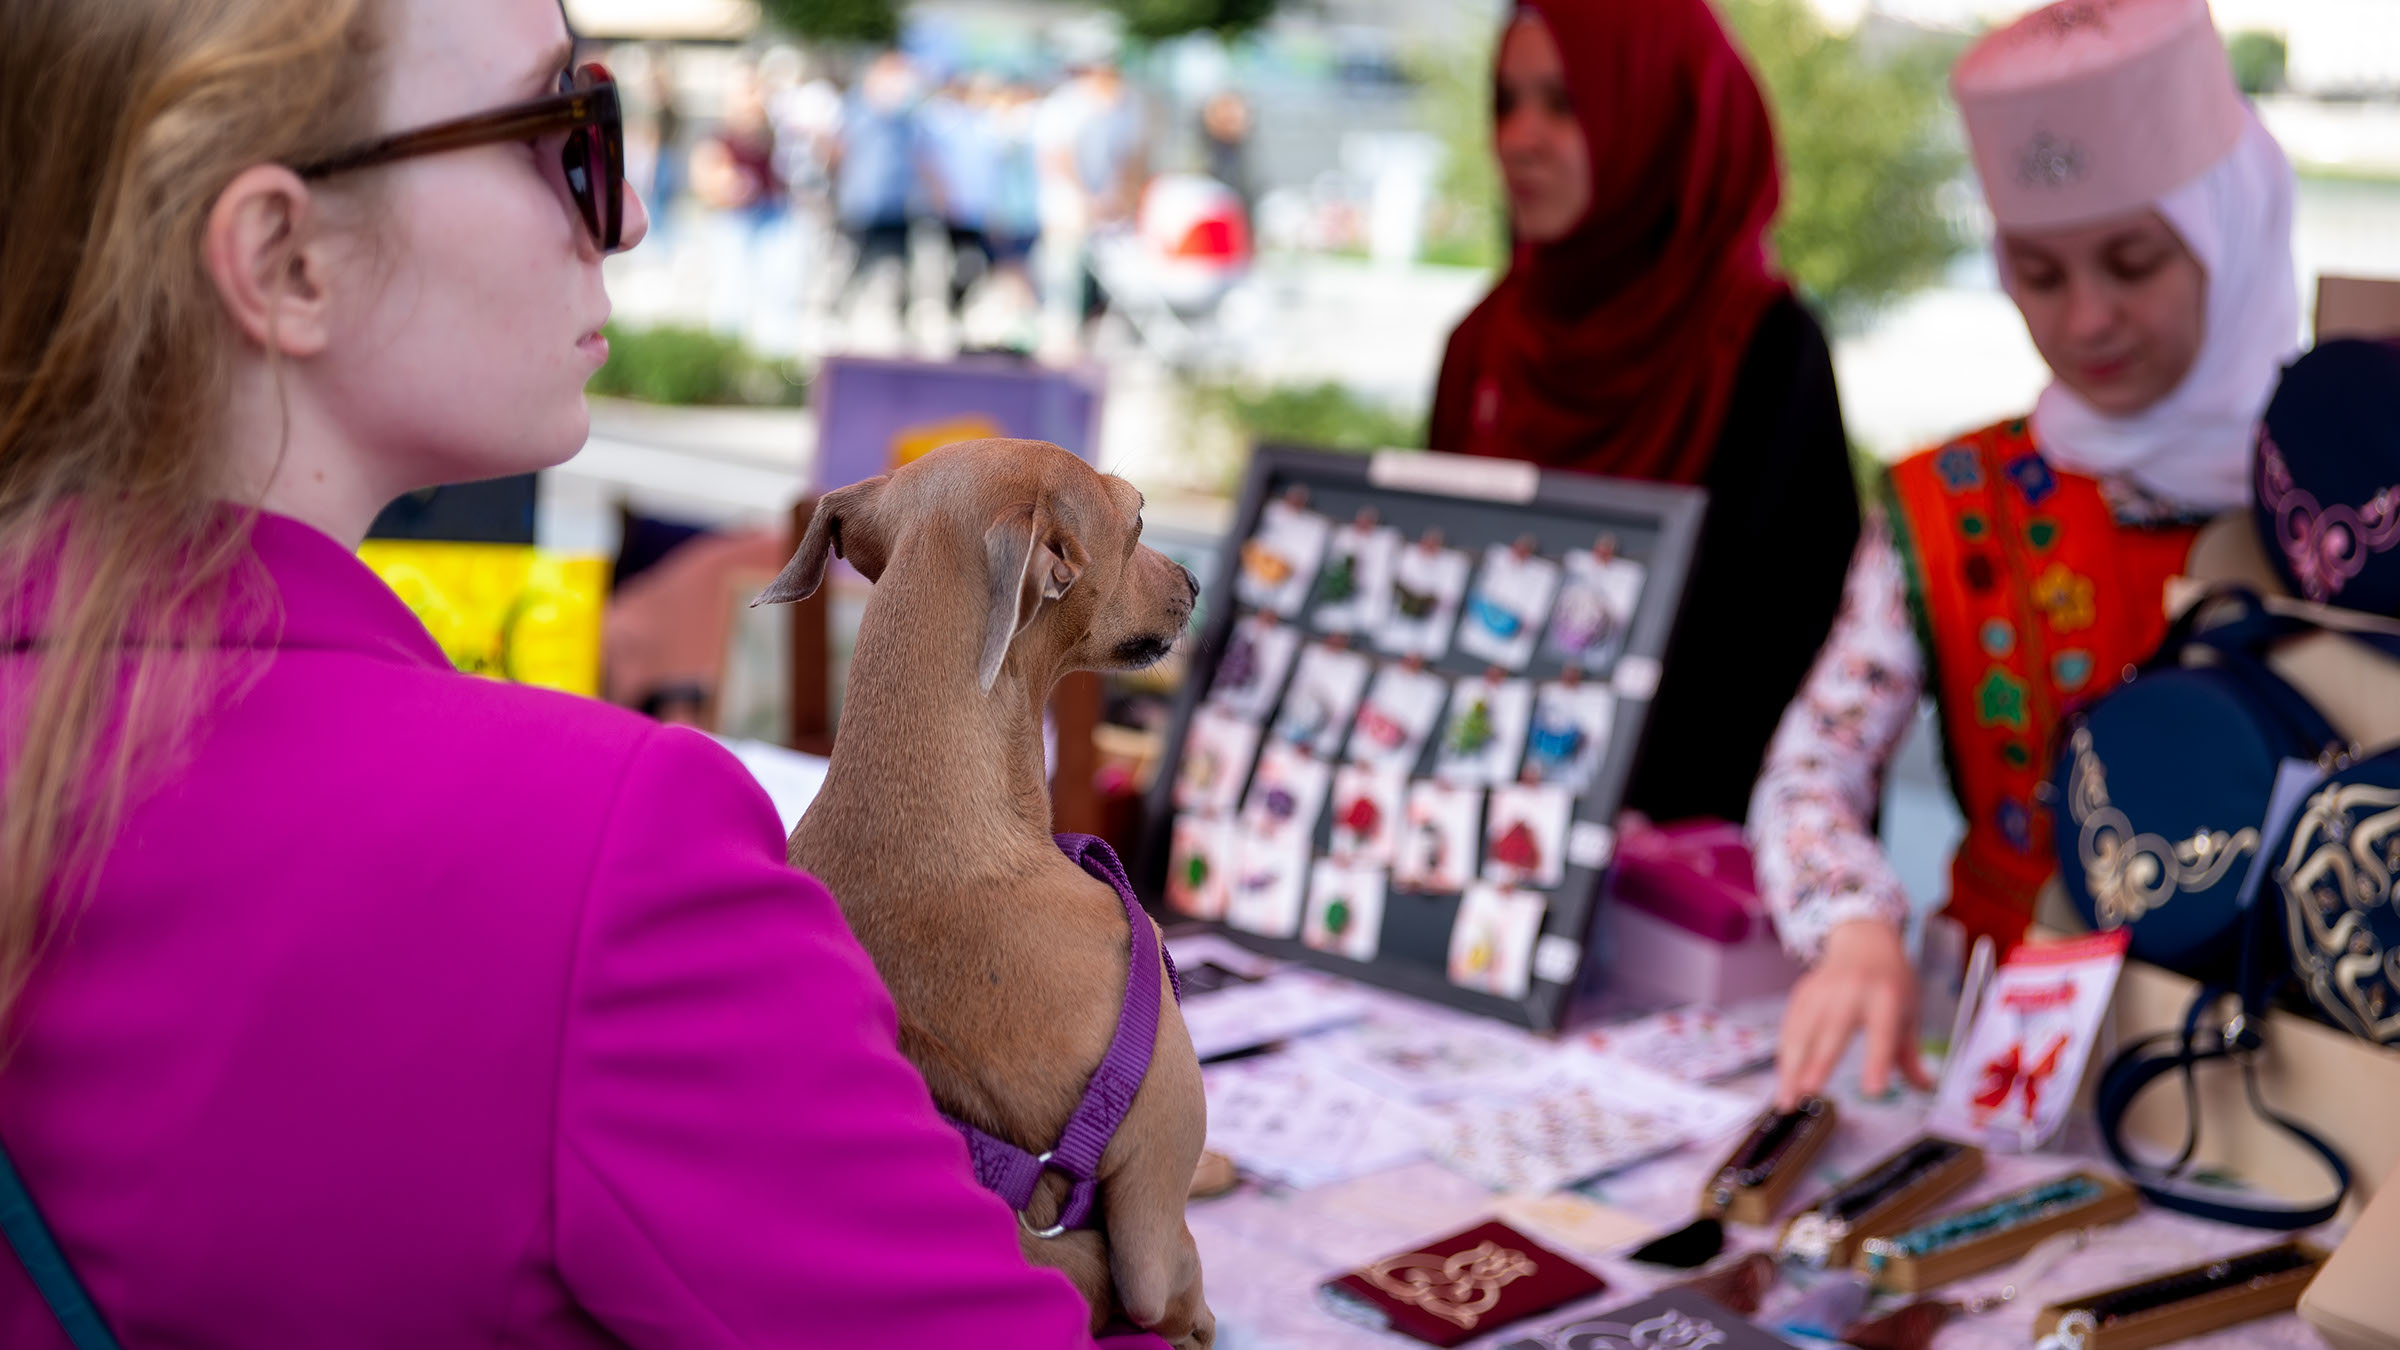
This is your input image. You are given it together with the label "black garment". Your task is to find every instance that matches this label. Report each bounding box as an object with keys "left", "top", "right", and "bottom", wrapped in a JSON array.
[{"left": 1622, "top": 292, "right": 1859, "bottom": 825}]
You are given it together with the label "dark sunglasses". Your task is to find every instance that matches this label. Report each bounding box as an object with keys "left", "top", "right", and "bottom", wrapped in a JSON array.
[{"left": 295, "top": 62, "right": 626, "bottom": 252}]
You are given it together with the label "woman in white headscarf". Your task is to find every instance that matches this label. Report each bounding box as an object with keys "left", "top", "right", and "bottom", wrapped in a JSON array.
[{"left": 1752, "top": 0, "right": 2300, "bottom": 1108}]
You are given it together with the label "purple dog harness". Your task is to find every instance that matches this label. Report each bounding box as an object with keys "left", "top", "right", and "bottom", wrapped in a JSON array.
[{"left": 944, "top": 833, "right": 1183, "bottom": 1238}]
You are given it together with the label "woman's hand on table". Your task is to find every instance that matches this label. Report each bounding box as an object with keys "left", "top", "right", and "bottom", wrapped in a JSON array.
[{"left": 1774, "top": 918, "right": 1932, "bottom": 1109}]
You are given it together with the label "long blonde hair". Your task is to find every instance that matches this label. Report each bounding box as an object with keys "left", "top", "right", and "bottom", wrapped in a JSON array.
[{"left": 0, "top": 0, "right": 383, "bottom": 1029}]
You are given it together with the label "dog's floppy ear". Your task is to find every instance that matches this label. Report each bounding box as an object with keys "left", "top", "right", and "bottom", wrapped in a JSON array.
[
  {"left": 978, "top": 500, "right": 1087, "bottom": 693},
  {"left": 752, "top": 476, "right": 889, "bottom": 607}
]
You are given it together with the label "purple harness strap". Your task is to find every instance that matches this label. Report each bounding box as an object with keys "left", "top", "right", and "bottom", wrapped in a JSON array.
[{"left": 944, "top": 833, "right": 1183, "bottom": 1237}]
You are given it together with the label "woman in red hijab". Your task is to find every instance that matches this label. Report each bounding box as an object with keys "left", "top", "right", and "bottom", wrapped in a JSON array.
[{"left": 1431, "top": 0, "right": 1859, "bottom": 825}]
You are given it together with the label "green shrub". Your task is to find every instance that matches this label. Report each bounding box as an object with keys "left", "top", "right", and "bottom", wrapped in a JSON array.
[
  {"left": 1200, "top": 380, "right": 1426, "bottom": 453},
  {"left": 2227, "top": 30, "right": 2286, "bottom": 96},
  {"left": 587, "top": 324, "right": 808, "bottom": 407}
]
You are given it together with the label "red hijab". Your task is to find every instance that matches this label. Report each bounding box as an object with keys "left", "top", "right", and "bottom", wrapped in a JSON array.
[{"left": 1429, "top": 0, "right": 1788, "bottom": 485}]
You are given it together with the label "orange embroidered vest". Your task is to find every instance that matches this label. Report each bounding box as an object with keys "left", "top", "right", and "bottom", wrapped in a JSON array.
[{"left": 1884, "top": 419, "right": 2198, "bottom": 955}]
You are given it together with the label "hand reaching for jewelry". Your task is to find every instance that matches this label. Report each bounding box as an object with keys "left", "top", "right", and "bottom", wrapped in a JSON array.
[{"left": 1775, "top": 919, "right": 1933, "bottom": 1110}]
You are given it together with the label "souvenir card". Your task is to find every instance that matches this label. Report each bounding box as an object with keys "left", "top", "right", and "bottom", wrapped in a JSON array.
[
  {"left": 1447, "top": 882, "right": 1545, "bottom": 999},
  {"left": 1483, "top": 784, "right": 1573, "bottom": 889},
  {"left": 1240, "top": 741, "right": 1333, "bottom": 843},
  {"left": 1397, "top": 781, "right": 1483, "bottom": 894},
  {"left": 1208, "top": 612, "right": 1301, "bottom": 720},
  {"left": 1376, "top": 536, "right": 1472, "bottom": 659},
  {"left": 1433, "top": 674, "right": 1533, "bottom": 787},
  {"left": 1545, "top": 546, "right": 1646, "bottom": 672},
  {"left": 1311, "top": 516, "right": 1401, "bottom": 633},
  {"left": 1320, "top": 1219, "right": 1607, "bottom": 1348},
  {"left": 1329, "top": 763, "right": 1408, "bottom": 866},
  {"left": 1224, "top": 828, "right": 1310, "bottom": 938},
  {"left": 1424, "top": 1083, "right": 1688, "bottom": 1196},
  {"left": 1348, "top": 662, "right": 1449, "bottom": 773},
  {"left": 1271, "top": 642, "right": 1373, "bottom": 757},
  {"left": 1524, "top": 679, "right": 1615, "bottom": 793},
  {"left": 1174, "top": 706, "right": 1261, "bottom": 816},
  {"left": 1302, "top": 859, "right": 1389, "bottom": 962},
  {"left": 1496, "top": 1289, "right": 1796, "bottom": 1350},
  {"left": 1203, "top": 1052, "right": 1428, "bottom": 1191},
  {"left": 1456, "top": 543, "right": 1563, "bottom": 671},
  {"left": 1165, "top": 813, "right": 1235, "bottom": 920},
  {"left": 1929, "top": 930, "right": 2129, "bottom": 1153},
  {"left": 1236, "top": 495, "right": 1330, "bottom": 616},
  {"left": 1578, "top": 1002, "right": 1781, "bottom": 1084}
]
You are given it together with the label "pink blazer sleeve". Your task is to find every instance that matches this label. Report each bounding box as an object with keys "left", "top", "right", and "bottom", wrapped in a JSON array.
[{"left": 553, "top": 726, "right": 1169, "bottom": 1348}]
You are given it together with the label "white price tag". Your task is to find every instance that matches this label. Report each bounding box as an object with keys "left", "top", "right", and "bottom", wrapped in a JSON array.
[
  {"left": 1533, "top": 934, "right": 1583, "bottom": 984},
  {"left": 1612, "top": 655, "right": 1662, "bottom": 701},
  {"left": 1368, "top": 450, "right": 1540, "bottom": 503},
  {"left": 1567, "top": 821, "right": 1616, "bottom": 870}
]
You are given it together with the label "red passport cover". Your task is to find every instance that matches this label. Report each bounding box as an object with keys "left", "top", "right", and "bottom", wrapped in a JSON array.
[{"left": 1318, "top": 1219, "right": 1607, "bottom": 1347}]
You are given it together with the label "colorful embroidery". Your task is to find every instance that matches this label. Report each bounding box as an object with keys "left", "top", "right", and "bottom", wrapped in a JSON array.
[
  {"left": 1963, "top": 555, "right": 1997, "bottom": 593},
  {"left": 2053, "top": 649, "right": 2094, "bottom": 691},
  {"left": 2257, "top": 430, "right": 2400, "bottom": 604},
  {"left": 1980, "top": 618, "right": 2015, "bottom": 658},
  {"left": 1961, "top": 512, "right": 1989, "bottom": 541},
  {"left": 2025, "top": 518, "right": 2060, "bottom": 552},
  {"left": 1937, "top": 444, "right": 1983, "bottom": 492},
  {"left": 2032, "top": 564, "right": 2096, "bottom": 632},
  {"left": 1976, "top": 666, "right": 2029, "bottom": 731},
  {"left": 2001, "top": 741, "right": 2032, "bottom": 770},
  {"left": 1997, "top": 797, "right": 2034, "bottom": 853},
  {"left": 2005, "top": 453, "right": 2058, "bottom": 505}
]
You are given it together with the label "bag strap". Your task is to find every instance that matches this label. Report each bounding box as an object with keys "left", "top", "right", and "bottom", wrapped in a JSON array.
[
  {"left": 2095, "top": 985, "right": 2352, "bottom": 1230},
  {"left": 0, "top": 1138, "right": 121, "bottom": 1349}
]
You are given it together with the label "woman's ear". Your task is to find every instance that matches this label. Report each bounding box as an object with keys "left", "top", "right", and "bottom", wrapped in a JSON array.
[{"left": 203, "top": 164, "right": 335, "bottom": 357}]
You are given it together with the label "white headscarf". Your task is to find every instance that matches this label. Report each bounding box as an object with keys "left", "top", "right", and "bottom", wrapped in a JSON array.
[{"left": 2020, "top": 111, "right": 2300, "bottom": 517}]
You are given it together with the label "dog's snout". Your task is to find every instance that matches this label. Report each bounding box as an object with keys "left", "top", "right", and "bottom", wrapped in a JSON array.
[{"left": 1179, "top": 565, "right": 1199, "bottom": 600}]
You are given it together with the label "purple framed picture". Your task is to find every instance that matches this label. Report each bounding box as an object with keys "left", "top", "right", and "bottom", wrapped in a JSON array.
[{"left": 811, "top": 354, "right": 1105, "bottom": 493}]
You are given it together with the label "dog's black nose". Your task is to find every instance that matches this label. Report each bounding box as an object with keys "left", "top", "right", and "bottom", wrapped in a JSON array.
[{"left": 1180, "top": 565, "right": 1200, "bottom": 600}]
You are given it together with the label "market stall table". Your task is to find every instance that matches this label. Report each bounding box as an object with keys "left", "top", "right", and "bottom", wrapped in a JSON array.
[{"left": 1174, "top": 949, "right": 2340, "bottom": 1350}]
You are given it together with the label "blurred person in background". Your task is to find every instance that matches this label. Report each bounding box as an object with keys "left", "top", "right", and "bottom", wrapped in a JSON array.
[
  {"left": 644, "top": 46, "right": 683, "bottom": 233},
  {"left": 0, "top": 0, "right": 1180, "bottom": 1343},
  {"left": 1198, "top": 89, "right": 1255, "bottom": 225},
  {"left": 1429, "top": 1, "right": 1858, "bottom": 832},
  {"left": 1756, "top": 0, "right": 2299, "bottom": 1109},
  {"left": 921, "top": 70, "right": 1004, "bottom": 321},
  {"left": 1034, "top": 27, "right": 1148, "bottom": 356},
  {"left": 690, "top": 63, "right": 788, "bottom": 338},
  {"left": 831, "top": 49, "right": 931, "bottom": 332}
]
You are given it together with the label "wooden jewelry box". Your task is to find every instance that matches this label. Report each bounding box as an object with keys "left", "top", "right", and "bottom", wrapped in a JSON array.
[
  {"left": 2033, "top": 1241, "right": 2325, "bottom": 1350},
  {"left": 1778, "top": 1136, "right": 1984, "bottom": 1269},
  {"left": 1701, "top": 1096, "right": 1837, "bottom": 1228},
  {"left": 1855, "top": 1170, "right": 2138, "bottom": 1293}
]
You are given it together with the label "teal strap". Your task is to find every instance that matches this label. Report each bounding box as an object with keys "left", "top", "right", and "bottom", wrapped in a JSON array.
[{"left": 0, "top": 1141, "right": 120, "bottom": 1349}]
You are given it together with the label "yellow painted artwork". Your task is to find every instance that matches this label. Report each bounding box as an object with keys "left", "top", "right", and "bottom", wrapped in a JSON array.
[
  {"left": 356, "top": 541, "right": 608, "bottom": 695},
  {"left": 888, "top": 414, "right": 1005, "bottom": 471}
]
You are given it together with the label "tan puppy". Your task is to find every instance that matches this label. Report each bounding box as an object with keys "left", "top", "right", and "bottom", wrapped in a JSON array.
[{"left": 758, "top": 439, "right": 1214, "bottom": 1346}]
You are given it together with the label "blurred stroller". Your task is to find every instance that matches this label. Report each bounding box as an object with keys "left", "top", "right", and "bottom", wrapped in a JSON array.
[{"left": 1086, "top": 171, "right": 1257, "bottom": 375}]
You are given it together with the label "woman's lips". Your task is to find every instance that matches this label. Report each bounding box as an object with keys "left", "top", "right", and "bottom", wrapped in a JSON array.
[{"left": 2077, "top": 355, "right": 2132, "bottom": 384}]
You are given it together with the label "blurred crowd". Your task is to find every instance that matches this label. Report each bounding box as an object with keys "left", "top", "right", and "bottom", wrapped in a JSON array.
[{"left": 605, "top": 34, "right": 1259, "bottom": 361}]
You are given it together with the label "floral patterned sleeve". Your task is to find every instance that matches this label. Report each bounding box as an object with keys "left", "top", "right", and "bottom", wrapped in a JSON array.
[{"left": 1746, "top": 515, "right": 1925, "bottom": 963}]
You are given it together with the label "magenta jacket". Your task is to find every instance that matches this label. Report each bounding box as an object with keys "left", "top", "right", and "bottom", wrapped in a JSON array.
[{"left": 0, "top": 512, "right": 1163, "bottom": 1348}]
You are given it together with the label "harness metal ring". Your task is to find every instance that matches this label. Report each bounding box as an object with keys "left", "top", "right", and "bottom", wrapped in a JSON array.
[{"left": 1018, "top": 1151, "right": 1073, "bottom": 1240}]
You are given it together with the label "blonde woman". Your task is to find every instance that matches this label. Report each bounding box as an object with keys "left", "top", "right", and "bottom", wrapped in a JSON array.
[{"left": 0, "top": 1, "right": 1175, "bottom": 1344}]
